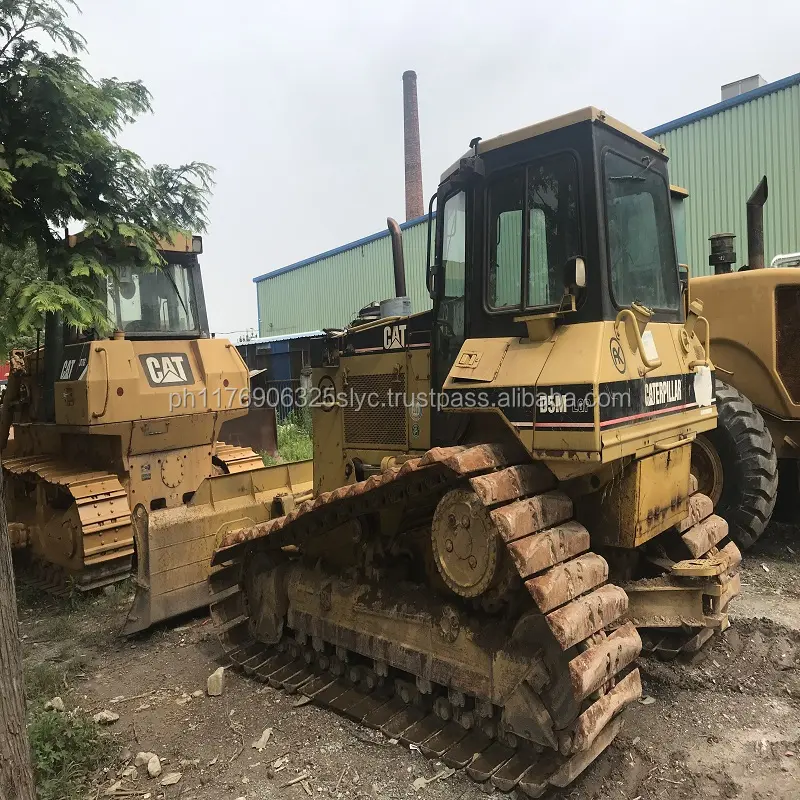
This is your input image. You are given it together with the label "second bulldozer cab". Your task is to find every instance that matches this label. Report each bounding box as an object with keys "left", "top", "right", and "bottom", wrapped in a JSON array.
[
  {"left": 100, "top": 233, "right": 209, "bottom": 339},
  {"left": 8, "top": 232, "right": 249, "bottom": 429},
  {"left": 62, "top": 232, "right": 209, "bottom": 342}
]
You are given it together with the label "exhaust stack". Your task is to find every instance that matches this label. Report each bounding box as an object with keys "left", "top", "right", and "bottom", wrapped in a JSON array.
[
  {"left": 746, "top": 176, "right": 768, "bottom": 269},
  {"left": 387, "top": 217, "right": 407, "bottom": 298},
  {"left": 402, "top": 70, "right": 423, "bottom": 221},
  {"left": 380, "top": 218, "right": 411, "bottom": 319}
]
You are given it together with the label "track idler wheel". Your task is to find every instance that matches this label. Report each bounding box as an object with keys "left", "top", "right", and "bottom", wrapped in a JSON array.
[{"left": 431, "top": 487, "right": 509, "bottom": 598}]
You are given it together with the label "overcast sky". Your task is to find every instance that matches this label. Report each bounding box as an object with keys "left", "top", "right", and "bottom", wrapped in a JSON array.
[{"left": 71, "top": 0, "right": 800, "bottom": 336}]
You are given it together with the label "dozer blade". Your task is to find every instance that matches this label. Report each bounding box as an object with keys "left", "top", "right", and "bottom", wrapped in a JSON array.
[
  {"left": 217, "top": 404, "right": 279, "bottom": 462},
  {"left": 122, "top": 459, "right": 312, "bottom": 635},
  {"left": 624, "top": 495, "right": 742, "bottom": 657}
]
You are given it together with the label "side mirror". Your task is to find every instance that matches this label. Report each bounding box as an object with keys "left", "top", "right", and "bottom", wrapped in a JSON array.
[{"left": 563, "top": 256, "right": 586, "bottom": 291}]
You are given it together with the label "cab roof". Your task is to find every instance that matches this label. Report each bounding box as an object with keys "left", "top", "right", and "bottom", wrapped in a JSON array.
[
  {"left": 440, "top": 106, "right": 666, "bottom": 182},
  {"left": 67, "top": 231, "right": 199, "bottom": 254}
]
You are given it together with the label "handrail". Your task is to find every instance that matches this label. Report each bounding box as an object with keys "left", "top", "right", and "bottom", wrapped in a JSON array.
[
  {"left": 91, "top": 347, "right": 110, "bottom": 419},
  {"left": 770, "top": 252, "right": 800, "bottom": 268},
  {"left": 614, "top": 309, "right": 662, "bottom": 371}
]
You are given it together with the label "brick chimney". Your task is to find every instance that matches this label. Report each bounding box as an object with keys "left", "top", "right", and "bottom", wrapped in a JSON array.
[{"left": 402, "top": 70, "right": 423, "bottom": 221}]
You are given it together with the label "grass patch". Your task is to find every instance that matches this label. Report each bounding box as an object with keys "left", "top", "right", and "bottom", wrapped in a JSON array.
[
  {"left": 25, "top": 660, "right": 113, "bottom": 800},
  {"left": 262, "top": 412, "right": 313, "bottom": 465},
  {"left": 28, "top": 709, "right": 113, "bottom": 800},
  {"left": 277, "top": 418, "right": 313, "bottom": 462},
  {"left": 21, "top": 593, "right": 118, "bottom": 800},
  {"left": 25, "top": 661, "right": 74, "bottom": 701}
]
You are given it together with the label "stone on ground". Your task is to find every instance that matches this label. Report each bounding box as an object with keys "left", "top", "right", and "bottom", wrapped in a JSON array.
[{"left": 207, "top": 666, "right": 225, "bottom": 696}]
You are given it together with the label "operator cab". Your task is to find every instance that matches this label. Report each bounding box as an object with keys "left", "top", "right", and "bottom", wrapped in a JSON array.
[
  {"left": 102, "top": 234, "right": 209, "bottom": 339},
  {"left": 66, "top": 231, "right": 210, "bottom": 341},
  {"left": 429, "top": 107, "right": 681, "bottom": 383}
]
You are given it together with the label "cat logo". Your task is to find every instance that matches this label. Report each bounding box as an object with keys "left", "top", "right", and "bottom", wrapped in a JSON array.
[
  {"left": 139, "top": 353, "right": 194, "bottom": 387},
  {"left": 383, "top": 323, "right": 407, "bottom": 350}
]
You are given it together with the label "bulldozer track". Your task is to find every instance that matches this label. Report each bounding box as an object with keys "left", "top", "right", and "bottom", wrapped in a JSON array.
[
  {"left": 4, "top": 455, "right": 134, "bottom": 590},
  {"left": 210, "top": 444, "right": 648, "bottom": 794}
]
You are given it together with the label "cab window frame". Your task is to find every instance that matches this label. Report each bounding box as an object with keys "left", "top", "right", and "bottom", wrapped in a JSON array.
[
  {"left": 435, "top": 189, "right": 468, "bottom": 304},
  {"left": 601, "top": 146, "right": 681, "bottom": 315},
  {"left": 483, "top": 149, "right": 584, "bottom": 316}
]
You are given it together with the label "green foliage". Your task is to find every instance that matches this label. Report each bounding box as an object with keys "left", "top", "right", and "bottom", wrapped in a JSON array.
[
  {"left": 0, "top": 0, "right": 214, "bottom": 348},
  {"left": 261, "top": 412, "right": 314, "bottom": 465},
  {"left": 28, "top": 709, "right": 113, "bottom": 800},
  {"left": 0, "top": 240, "right": 40, "bottom": 354},
  {"left": 276, "top": 413, "right": 313, "bottom": 462},
  {"left": 24, "top": 660, "right": 68, "bottom": 700},
  {"left": 24, "top": 657, "right": 113, "bottom": 800}
]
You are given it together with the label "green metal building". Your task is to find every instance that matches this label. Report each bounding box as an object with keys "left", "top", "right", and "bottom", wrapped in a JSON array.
[
  {"left": 646, "top": 71, "right": 800, "bottom": 275},
  {"left": 254, "top": 215, "right": 435, "bottom": 337},
  {"left": 254, "top": 71, "right": 800, "bottom": 336}
]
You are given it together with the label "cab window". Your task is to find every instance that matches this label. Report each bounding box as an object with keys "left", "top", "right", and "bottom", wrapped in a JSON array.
[
  {"left": 604, "top": 150, "right": 680, "bottom": 310},
  {"left": 486, "top": 153, "right": 580, "bottom": 311}
]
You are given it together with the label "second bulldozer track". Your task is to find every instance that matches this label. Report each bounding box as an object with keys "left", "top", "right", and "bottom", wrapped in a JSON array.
[
  {"left": 210, "top": 444, "right": 649, "bottom": 795},
  {"left": 4, "top": 455, "right": 134, "bottom": 592}
]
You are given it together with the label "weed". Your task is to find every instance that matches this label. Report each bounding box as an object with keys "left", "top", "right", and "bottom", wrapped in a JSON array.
[
  {"left": 24, "top": 661, "right": 72, "bottom": 701},
  {"left": 28, "top": 709, "right": 113, "bottom": 800},
  {"left": 25, "top": 657, "right": 113, "bottom": 800},
  {"left": 277, "top": 420, "right": 312, "bottom": 462},
  {"left": 260, "top": 414, "right": 313, "bottom": 465},
  {"left": 30, "top": 611, "right": 79, "bottom": 642}
]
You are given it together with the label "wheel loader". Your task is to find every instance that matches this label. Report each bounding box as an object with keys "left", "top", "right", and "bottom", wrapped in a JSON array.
[
  {"left": 0, "top": 233, "right": 298, "bottom": 634},
  {"left": 677, "top": 178, "right": 799, "bottom": 549},
  {"left": 206, "top": 108, "right": 741, "bottom": 795}
]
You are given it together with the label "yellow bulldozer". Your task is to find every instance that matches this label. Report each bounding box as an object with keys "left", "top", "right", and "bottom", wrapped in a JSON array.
[
  {"left": 206, "top": 108, "right": 741, "bottom": 794},
  {"left": 0, "top": 233, "right": 299, "bottom": 634}
]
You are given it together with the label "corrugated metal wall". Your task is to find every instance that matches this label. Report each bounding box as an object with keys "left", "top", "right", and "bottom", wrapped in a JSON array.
[
  {"left": 256, "top": 219, "right": 435, "bottom": 336},
  {"left": 652, "top": 83, "right": 800, "bottom": 276}
]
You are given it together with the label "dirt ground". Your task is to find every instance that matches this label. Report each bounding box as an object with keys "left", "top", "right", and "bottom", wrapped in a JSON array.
[{"left": 17, "top": 522, "right": 800, "bottom": 800}]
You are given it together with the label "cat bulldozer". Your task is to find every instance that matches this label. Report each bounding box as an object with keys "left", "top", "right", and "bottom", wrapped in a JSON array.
[
  {"left": 207, "top": 108, "right": 741, "bottom": 795},
  {"left": 0, "top": 234, "right": 295, "bottom": 634}
]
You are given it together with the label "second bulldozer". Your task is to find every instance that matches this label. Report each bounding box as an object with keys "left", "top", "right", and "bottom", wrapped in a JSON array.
[
  {"left": 208, "top": 108, "right": 741, "bottom": 795},
  {"left": 0, "top": 234, "right": 288, "bottom": 634}
]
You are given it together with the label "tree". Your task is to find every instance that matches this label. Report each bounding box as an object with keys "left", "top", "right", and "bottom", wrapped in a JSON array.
[
  {"left": 0, "top": 242, "right": 40, "bottom": 355},
  {"left": 0, "top": 0, "right": 213, "bottom": 352},
  {"left": 0, "top": 2, "right": 215, "bottom": 795},
  {"left": 0, "top": 465, "right": 34, "bottom": 800}
]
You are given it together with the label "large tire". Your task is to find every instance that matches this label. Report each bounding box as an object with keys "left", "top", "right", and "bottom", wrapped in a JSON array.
[{"left": 691, "top": 380, "right": 778, "bottom": 550}]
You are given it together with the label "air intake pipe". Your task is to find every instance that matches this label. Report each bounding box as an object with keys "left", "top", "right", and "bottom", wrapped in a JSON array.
[{"left": 746, "top": 176, "right": 768, "bottom": 269}]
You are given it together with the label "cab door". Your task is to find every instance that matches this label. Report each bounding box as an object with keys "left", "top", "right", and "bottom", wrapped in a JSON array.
[{"left": 431, "top": 190, "right": 469, "bottom": 445}]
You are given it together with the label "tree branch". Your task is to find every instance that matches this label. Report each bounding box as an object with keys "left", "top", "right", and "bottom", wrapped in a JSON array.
[{"left": 0, "top": 3, "right": 33, "bottom": 60}]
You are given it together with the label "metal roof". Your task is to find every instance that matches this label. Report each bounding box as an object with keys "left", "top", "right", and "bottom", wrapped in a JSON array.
[
  {"left": 644, "top": 70, "right": 800, "bottom": 137},
  {"left": 254, "top": 212, "right": 433, "bottom": 283},
  {"left": 651, "top": 78, "right": 800, "bottom": 278}
]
